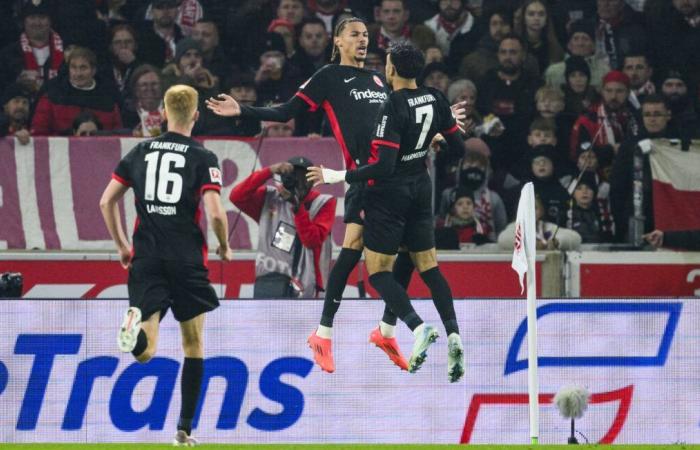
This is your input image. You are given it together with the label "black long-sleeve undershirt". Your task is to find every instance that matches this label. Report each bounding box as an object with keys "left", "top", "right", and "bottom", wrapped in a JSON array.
[
  {"left": 239, "top": 95, "right": 308, "bottom": 122},
  {"left": 344, "top": 131, "right": 465, "bottom": 183}
]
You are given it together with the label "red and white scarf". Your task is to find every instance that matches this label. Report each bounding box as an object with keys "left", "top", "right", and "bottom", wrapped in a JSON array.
[
  {"left": 593, "top": 103, "right": 625, "bottom": 146},
  {"left": 474, "top": 188, "right": 494, "bottom": 239},
  {"left": 137, "top": 103, "right": 165, "bottom": 137},
  {"left": 376, "top": 25, "right": 411, "bottom": 50},
  {"left": 20, "top": 31, "right": 63, "bottom": 85}
]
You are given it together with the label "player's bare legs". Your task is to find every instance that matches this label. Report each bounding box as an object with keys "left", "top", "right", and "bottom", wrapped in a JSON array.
[
  {"left": 365, "top": 248, "right": 437, "bottom": 373},
  {"left": 174, "top": 313, "right": 205, "bottom": 446},
  {"left": 308, "top": 223, "right": 364, "bottom": 373},
  {"left": 410, "top": 248, "right": 464, "bottom": 383}
]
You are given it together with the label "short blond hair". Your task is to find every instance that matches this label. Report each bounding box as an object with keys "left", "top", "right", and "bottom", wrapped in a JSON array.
[{"left": 164, "top": 85, "right": 198, "bottom": 126}]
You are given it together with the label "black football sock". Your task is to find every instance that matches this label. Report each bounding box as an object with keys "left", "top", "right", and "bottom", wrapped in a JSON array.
[
  {"left": 320, "top": 248, "right": 362, "bottom": 327},
  {"left": 380, "top": 252, "right": 415, "bottom": 326},
  {"left": 177, "top": 357, "right": 203, "bottom": 436},
  {"left": 131, "top": 329, "right": 148, "bottom": 357},
  {"left": 369, "top": 271, "right": 422, "bottom": 331},
  {"left": 419, "top": 267, "right": 459, "bottom": 336}
]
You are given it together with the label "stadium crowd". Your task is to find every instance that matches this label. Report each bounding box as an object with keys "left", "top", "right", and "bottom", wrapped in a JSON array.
[{"left": 1, "top": 0, "right": 698, "bottom": 248}]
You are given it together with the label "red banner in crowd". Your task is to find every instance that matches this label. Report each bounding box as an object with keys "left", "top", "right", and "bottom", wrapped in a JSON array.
[
  {"left": 650, "top": 140, "right": 700, "bottom": 232},
  {"left": 0, "top": 137, "right": 347, "bottom": 250},
  {"left": 0, "top": 257, "right": 541, "bottom": 299}
]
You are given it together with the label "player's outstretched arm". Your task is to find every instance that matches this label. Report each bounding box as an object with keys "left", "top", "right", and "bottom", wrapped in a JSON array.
[
  {"left": 203, "top": 190, "right": 233, "bottom": 261},
  {"left": 208, "top": 93, "right": 308, "bottom": 123},
  {"left": 205, "top": 94, "right": 241, "bottom": 117},
  {"left": 99, "top": 179, "right": 131, "bottom": 269}
]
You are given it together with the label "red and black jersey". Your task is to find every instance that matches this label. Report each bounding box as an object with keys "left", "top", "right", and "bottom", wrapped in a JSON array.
[
  {"left": 371, "top": 86, "right": 458, "bottom": 181},
  {"left": 296, "top": 64, "right": 389, "bottom": 169},
  {"left": 112, "top": 131, "right": 222, "bottom": 265}
]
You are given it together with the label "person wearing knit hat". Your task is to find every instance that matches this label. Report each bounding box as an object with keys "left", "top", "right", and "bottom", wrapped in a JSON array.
[
  {"left": 565, "top": 55, "right": 590, "bottom": 83},
  {"left": 657, "top": 68, "right": 700, "bottom": 139},
  {"left": 435, "top": 186, "right": 489, "bottom": 247},
  {"left": 571, "top": 169, "right": 613, "bottom": 243},
  {"left": 0, "top": 82, "right": 32, "bottom": 142},
  {"left": 268, "top": 19, "right": 296, "bottom": 56},
  {"left": 544, "top": 19, "right": 610, "bottom": 88},
  {"left": 419, "top": 61, "right": 450, "bottom": 94}
]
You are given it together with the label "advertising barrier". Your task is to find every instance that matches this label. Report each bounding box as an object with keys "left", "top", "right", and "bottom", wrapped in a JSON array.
[{"left": 0, "top": 299, "right": 696, "bottom": 444}]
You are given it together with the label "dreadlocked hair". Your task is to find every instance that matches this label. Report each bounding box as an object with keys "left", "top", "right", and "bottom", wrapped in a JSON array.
[{"left": 331, "top": 17, "right": 365, "bottom": 63}]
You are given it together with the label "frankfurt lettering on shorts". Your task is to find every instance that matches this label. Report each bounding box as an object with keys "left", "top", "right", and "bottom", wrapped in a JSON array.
[{"left": 400, "top": 149, "right": 429, "bottom": 162}]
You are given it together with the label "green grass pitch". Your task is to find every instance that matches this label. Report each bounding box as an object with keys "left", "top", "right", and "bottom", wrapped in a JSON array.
[{"left": 1, "top": 445, "right": 700, "bottom": 450}]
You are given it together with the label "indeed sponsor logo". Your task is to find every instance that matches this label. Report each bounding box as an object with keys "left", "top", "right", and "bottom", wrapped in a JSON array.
[
  {"left": 349, "top": 89, "right": 388, "bottom": 102},
  {"left": 5, "top": 334, "right": 312, "bottom": 432}
]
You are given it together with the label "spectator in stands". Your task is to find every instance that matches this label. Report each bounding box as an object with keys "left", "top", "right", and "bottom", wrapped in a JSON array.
[
  {"left": 108, "top": 24, "right": 141, "bottom": 97},
  {"left": 309, "top": 0, "right": 346, "bottom": 33},
  {"left": 544, "top": 19, "right": 609, "bottom": 89},
  {"left": 535, "top": 86, "right": 565, "bottom": 120},
  {"left": 438, "top": 149, "right": 508, "bottom": 242},
  {"left": 0, "top": 83, "right": 32, "bottom": 144},
  {"left": 0, "top": 1, "right": 64, "bottom": 94},
  {"left": 528, "top": 144, "right": 570, "bottom": 225},
  {"left": 261, "top": 117, "right": 296, "bottom": 137},
  {"left": 72, "top": 111, "right": 102, "bottom": 136},
  {"left": 593, "top": 0, "right": 647, "bottom": 70},
  {"left": 622, "top": 53, "right": 654, "bottom": 109},
  {"left": 648, "top": 0, "right": 700, "bottom": 90},
  {"left": 477, "top": 34, "right": 542, "bottom": 177},
  {"left": 364, "top": 46, "right": 386, "bottom": 75},
  {"left": 561, "top": 56, "right": 599, "bottom": 125},
  {"left": 568, "top": 171, "right": 614, "bottom": 243},
  {"left": 192, "top": 18, "right": 232, "bottom": 85},
  {"left": 291, "top": 17, "right": 330, "bottom": 80},
  {"left": 140, "top": 0, "right": 203, "bottom": 36},
  {"left": 269, "top": 19, "right": 296, "bottom": 57},
  {"left": 369, "top": 0, "right": 411, "bottom": 51},
  {"left": 459, "top": 10, "right": 540, "bottom": 85},
  {"left": 222, "top": 72, "right": 262, "bottom": 137},
  {"left": 514, "top": 0, "right": 565, "bottom": 74},
  {"left": 122, "top": 64, "right": 165, "bottom": 137},
  {"left": 161, "top": 38, "right": 218, "bottom": 91},
  {"left": 435, "top": 188, "right": 489, "bottom": 247},
  {"left": 644, "top": 229, "right": 700, "bottom": 251},
  {"left": 424, "top": 44, "right": 444, "bottom": 64},
  {"left": 570, "top": 70, "right": 634, "bottom": 160},
  {"left": 424, "top": 0, "right": 480, "bottom": 74},
  {"left": 31, "top": 47, "right": 122, "bottom": 135},
  {"left": 276, "top": 0, "right": 306, "bottom": 26},
  {"left": 549, "top": 0, "right": 596, "bottom": 46},
  {"left": 498, "top": 194, "right": 582, "bottom": 250},
  {"left": 610, "top": 94, "right": 673, "bottom": 242},
  {"left": 230, "top": 157, "right": 336, "bottom": 298},
  {"left": 447, "top": 78, "right": 480, "bottom": 137},
  {"left": 255, "top": 32, "right": 303, "bottom": 105},
  {"left": 419, "top": 61, "right": 450, "bottom": 94},
  {"left": 658, "top": 69, "right": 700, "bottom": 139},
  {"left": 137, "top": 0, "right": 184, "bottom": 68}
]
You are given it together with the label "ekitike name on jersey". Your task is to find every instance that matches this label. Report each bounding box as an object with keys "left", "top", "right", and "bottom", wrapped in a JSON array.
[
  {"left": 376, "top": 115, "right": 388, "bottom": 138},
  {"left": 349, "top": 88, "right": 388, "bottom": 103},
  {"left": 147, "top": 204, "right": 177, "bottom": 216},
  {"left": 149, "top": 141, "right": 189, "bottom": 153},
  {"left": 401, "top": 149, "right": 429, "bottom": 162},
  {"left": 407, "top": 94, "right": 436, "bottom": 107}
]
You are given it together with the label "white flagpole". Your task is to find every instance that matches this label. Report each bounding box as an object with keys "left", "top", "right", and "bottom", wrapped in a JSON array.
[
  {"left": 511, "top": 183, "right": 540, "bottom": 444},
  {"left": 527, "top": 240, "right": 539, "bottom": 445}
]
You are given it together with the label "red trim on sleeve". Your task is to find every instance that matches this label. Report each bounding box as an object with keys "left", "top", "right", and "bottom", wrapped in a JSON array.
[
  {"left": 442, "top": 123, "right": 460, "bottom": 135},
  {"left": 112, "top": 173, "right": 131, "bottom": 187},
  {"left": 370, "top": 139, "right": 400, "bottom": 149},
  {"left": 295, "top": 92, "right": 319, "bottom": 112},
  {"left": 321, "top": 100, "right": 356, "bottom": 170},
  {"left": 200, "top": 183, "right": 221, "bottom": 195}
]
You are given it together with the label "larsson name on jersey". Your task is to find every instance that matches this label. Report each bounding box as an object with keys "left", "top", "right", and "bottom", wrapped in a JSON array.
[
  {"left": 350, "top": 88, "right": 388, "bottom": 103},
  {"left": 407, "top": 94, "right": 436, "bottom": 107},
  {"left": 147, "top": 204, "right": 177, "bottom": 216},
  {"left": 149, "top": 141, "right": 189, "bottom": 153}
]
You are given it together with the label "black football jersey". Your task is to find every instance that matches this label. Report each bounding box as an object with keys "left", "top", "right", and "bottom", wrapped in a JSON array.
[
  {"left": 296, "top": 64, "right": 390, "bottom": 169},
  {"left": 112, "top": 131, "right": 223, "bottom": 265},
  {"left": 371, "top": 86, "right": 458, "bottom": 181}
]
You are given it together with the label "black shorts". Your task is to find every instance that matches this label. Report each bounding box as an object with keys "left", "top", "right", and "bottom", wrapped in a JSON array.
[
  {"left": 128, "top": 257, "right": 219, "bottom": 322},
  {"left": 363, "top": 173, "right": 435, "bottom": 255},
  {"left": 343, "top": 182, "right": 364, "bottom": 225}
]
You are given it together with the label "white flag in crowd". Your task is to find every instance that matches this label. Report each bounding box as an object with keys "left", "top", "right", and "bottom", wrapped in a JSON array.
[{"left": 512, "top": 182, "right": 536, "bottom": 294}]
